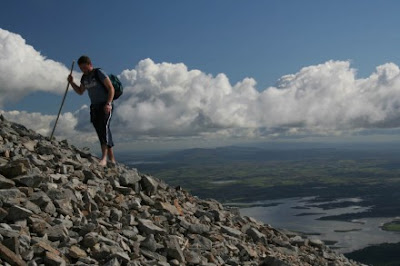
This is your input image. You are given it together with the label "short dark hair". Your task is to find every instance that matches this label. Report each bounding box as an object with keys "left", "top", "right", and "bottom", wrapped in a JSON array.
[{"left": 78, "top": 55, "right": 92, "bottom": 65}]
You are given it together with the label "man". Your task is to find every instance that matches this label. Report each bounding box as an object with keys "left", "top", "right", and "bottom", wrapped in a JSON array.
[{"left": 68, "top": 55, "right": 116, "bottom": 166}]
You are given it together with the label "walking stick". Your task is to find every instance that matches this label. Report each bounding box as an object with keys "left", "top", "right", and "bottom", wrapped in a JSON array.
[{"left": 50, "top": 61, "right": 75, "bottom": 140}]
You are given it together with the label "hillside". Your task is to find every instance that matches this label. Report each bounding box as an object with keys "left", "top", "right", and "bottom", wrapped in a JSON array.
[{"left": 0, "top": 115, "right": 364, "bottom": 265}]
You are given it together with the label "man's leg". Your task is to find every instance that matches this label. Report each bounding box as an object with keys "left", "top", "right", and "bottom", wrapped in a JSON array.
[
  {"left": 99, "top": 144, "right": 108, "bottom": 166},
  {"left": 108, "top": 146, "right": 116, "bottom": 164}
]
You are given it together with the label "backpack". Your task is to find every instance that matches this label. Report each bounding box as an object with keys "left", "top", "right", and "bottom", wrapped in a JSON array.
[{"left": 94, "top": 68, "right": 123, "bottom": 100}]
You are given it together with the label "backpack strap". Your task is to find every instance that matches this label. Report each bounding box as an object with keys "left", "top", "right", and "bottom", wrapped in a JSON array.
[{"left": 93, "top": 68, "right": 106, "bottom": 88}]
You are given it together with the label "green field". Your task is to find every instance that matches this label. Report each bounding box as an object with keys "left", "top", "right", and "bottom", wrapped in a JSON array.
[
  {"left": 382, "top": 221, "right": 400, "bottom": 232},
  {"left": 121, "top": 146, "right": 400, "bottom": 220}
]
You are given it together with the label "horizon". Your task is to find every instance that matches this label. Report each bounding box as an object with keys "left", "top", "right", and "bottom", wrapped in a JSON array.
[{"left": 2, "top": 1, "right": 400, "bottom": 151}]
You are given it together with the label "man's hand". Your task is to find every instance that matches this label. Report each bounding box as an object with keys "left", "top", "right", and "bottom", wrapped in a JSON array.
[
  {"left": 68, "top": 74, "right": 74, "bottom": 84},
  {"left": 104, "top": 103, "right": 112, "bottom": 114}
]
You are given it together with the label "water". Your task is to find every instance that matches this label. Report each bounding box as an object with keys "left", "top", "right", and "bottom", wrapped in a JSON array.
[{"left": 238, "top": 197, "right": 400, "bottom": 253}]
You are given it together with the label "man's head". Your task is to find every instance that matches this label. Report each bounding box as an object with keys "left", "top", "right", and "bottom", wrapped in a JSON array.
[{"left": 78, "top": 55, "right": 93, "bottom": 74}]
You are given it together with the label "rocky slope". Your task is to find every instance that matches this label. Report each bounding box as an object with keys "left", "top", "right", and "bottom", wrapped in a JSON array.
[{"left": 0, "top": 115, "right": 364, "bottom": 266}]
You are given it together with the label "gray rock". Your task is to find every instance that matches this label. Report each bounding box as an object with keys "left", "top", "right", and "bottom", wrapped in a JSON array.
[
  {"left": 103, "top": 258, "right": 121, "bottom": 266},
  {"left": 112, "top": 252, "right": 131, "bottom": 264},
  {"left": 45, "top": 225, "right": 68, "bottom": 242},
  {"left": 166, "top": 237, "right": 185, "bottom": 263},
  {"left": 23, "top": 201, "right": 42, "bottom": 214},
  {"left": 290, "top": 235, "right": 305, "bottom": 246},
  {"left": 6, "top": 205, "right": 33, "bottom": 222},
  {"left": 246, "top": 227, "right": 265, "bottom": 242},
  {"left": 309, "top": 238, "right": 324, "bottom": 249},
  {"left": 141, "top": 248, "right": 168, "bottom": 262},
  {"left": 0, "top": 159, "right": 30, "bottom": 178},
  {"left": 140, "top": 234, "right": 158, "bottom": 252},
  {"left": 82, "top": 232, "right": 99, "bottom": 248},
  {"left": 119, "top": 171, "right": 141, "bottom": 186},
  {"left": 138, "top": 219, "right": 166, "bottom": 235},
  {"left": 188, "top": 223, "right": 210, "bottom": 234},
  {"left": 0, "top": 188, "right": 25, "bottom": 205},
  {"left": 69, "top": 245, "right": 87, "bottom": 259},
  {"left": 184, "top": 250, "right": 202, "bottom": 265},
  {"left": 13, "top": 174, "right": 46, "bottom": 188},
  {"left": 260, "top": 256, "right": 291, "bottom": 266},
  {"left": 44, "top": 251, "right": 67, "bottom": 266},
  {"left": 221, "top": 225, "right": 242, "bottom": 238},
  {"left": 192, "top": 235, "right": 213, "bottom": 251},
  {"left": 140, "top": 175, "right": 158, "bottom": 195},
  {"left": 0, "top": 174, "right": 15, "bottom": 189},
  {"left": 110, "top": 208, "right": 123, "bottom": 222}
]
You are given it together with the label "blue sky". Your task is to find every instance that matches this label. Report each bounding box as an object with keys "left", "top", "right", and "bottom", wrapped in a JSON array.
[{"left": 2, "top": 1, "right": 400, "bottom": 150}]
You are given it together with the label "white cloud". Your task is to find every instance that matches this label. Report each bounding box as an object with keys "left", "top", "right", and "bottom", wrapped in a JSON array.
[
  {"left": 0, "top": 108, "right": 96, "bottom": 147},
  {"left": 0, "top": 28, "right": 80, "bottom": 107},
  {"left": 111, "top": 59, "right": 400, "bottom": 139},
  {"left": 3, "top": 28, "right": 400, "bottom": 143}
]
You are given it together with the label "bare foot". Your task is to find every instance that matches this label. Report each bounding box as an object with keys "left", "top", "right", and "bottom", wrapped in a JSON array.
[{"left": 99, "top": 159, "right": 107, "bottom": 167}]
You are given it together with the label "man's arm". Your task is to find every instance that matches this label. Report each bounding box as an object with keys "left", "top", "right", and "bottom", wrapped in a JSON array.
[
  {"left": 68, "top": 75, "right": 85, "bottom": 95},
  {"left": 103, "top": 77, "right": 115, "bottom": 104},
  {"left": 102, "top": 77, "right": 115, "bottom": 114}
]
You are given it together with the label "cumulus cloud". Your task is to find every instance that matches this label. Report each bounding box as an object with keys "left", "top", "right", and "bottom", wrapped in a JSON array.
[
  {"left": 0, "top": 28, "right": 80, "bottom": 107},
  {"left": 109, "top": 59, "right": 400, "bottom": 139},
  {"left": 0, "top": 108, "right": 96, "bottom": 146},
  {"left": 3, "top": 28, "right": 400, "bottom": 141}
]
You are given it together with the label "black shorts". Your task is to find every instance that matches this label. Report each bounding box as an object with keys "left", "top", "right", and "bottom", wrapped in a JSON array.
[{"left": 90, "top": 103, "right": 114, "bottom": 147}]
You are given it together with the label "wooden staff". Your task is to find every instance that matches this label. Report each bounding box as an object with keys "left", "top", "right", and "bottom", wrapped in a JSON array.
[{"left": 50, "top": 60, "right": 75, "bottom": 140}]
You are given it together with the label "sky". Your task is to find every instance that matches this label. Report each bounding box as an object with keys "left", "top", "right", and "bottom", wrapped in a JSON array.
[{"left": 2, "top": 1, "right": 400, "bottom": 151}]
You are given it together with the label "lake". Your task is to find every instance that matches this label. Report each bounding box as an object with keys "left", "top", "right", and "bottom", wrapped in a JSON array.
[{"left": 238, "top": 196, "right": 400, "bottom": 253}]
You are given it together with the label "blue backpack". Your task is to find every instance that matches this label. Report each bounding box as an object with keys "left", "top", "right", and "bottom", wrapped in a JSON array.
[{"left": 94, "top": 68, "right": 123, "bottom": 100}]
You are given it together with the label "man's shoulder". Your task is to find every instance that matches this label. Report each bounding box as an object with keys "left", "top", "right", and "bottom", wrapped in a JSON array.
[{"left": 95, "top": 68, "right": 107, "bottom": 76}]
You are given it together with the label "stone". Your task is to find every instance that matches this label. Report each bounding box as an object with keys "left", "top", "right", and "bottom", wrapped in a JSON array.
[
  {"left": 2, "top": 236, "right": 20, "bottom": 256},
  {"left": 104, "top": 258, "right": 121, "bottom": 266},
  {"left": 0, "top": 207, "right": 8, "bottom": 221},
  {"left": 290, "top": 235, "right": 305, "bottom": 246},
  {"left": 0, "top": 159, "right": 30, "bottom": 178},
  {"left": 28, "top": 216, "right": 51, "bottom": 236},
  {"left": 6, "top": 205, "right": 33, "bottom": 221},
  {"left": 192, "top": 235, "right": 213, "bottom": 251},
  {"left": 44, "top": 251, "right": 67, "bottom": 266},
  {"left": 0, "top": 174, "right": 15, "bottom": 189},
  {"left": 82, "top": 232, "right": 99, "bottom": 248},
  {"left": 0, "top": 227, "right": 20, "bottom": 238},
  {"left": 309, "top": 238, "right": 324, "bottom": 249},
  {"left": 45, "top": 225, "right": 68, "bottom": 242},
  {"left": 141, "top": 248, "right": 168, "bottom": 262},
  {"left": 260, "top": 256, "right": 291, "bottom": 266},
  {"left": 119, "top": 171, "right": 141, "bottom": 186},
  {"left": 221, "top": 226, "right": 242, "bottom": 238},
  {"left": 140, "top": 175, "right": 158, "bottom": 195},
  {"left": 140, "top": 234, "right": 158, "bottom": 252},
  {"left": 24, "top": 201, "right": 42, "bottom": 214},
  {"left": 13, "top": 174, "right": 46, "bottom": 188},
  {"left": 69, "top": 245, "right": 87, "bottom": 259},
  {"left": 188, "top": 223, "right": 210, "bottom": 234},
  {"left": 156, "top": 201, "right": 181, "bottom": 216},
  {"left": 23, "top": 141, "right": 37, "bottom": 152},
  {"left": 166, "top": 237, "right": 185, "bottom": 263},
  {"left": 184, "top": 250, "right": 201, "bottom": 265},
  {"left": 138, "top": 219, "right": 166, "bottom": 235},
  {"left": 112, "top": 252, "right": 131, "bottom": 264},
  {"left": 246, "top": 227, "right": 265, "bottom": 242},
  {"left": 0, "top": 243, "right": 27, "bottom": 266}
]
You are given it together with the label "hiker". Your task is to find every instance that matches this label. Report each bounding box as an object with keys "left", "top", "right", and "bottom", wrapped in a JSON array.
[{"left": 68, "top": 55, "right": 116, "bottom": 166}]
